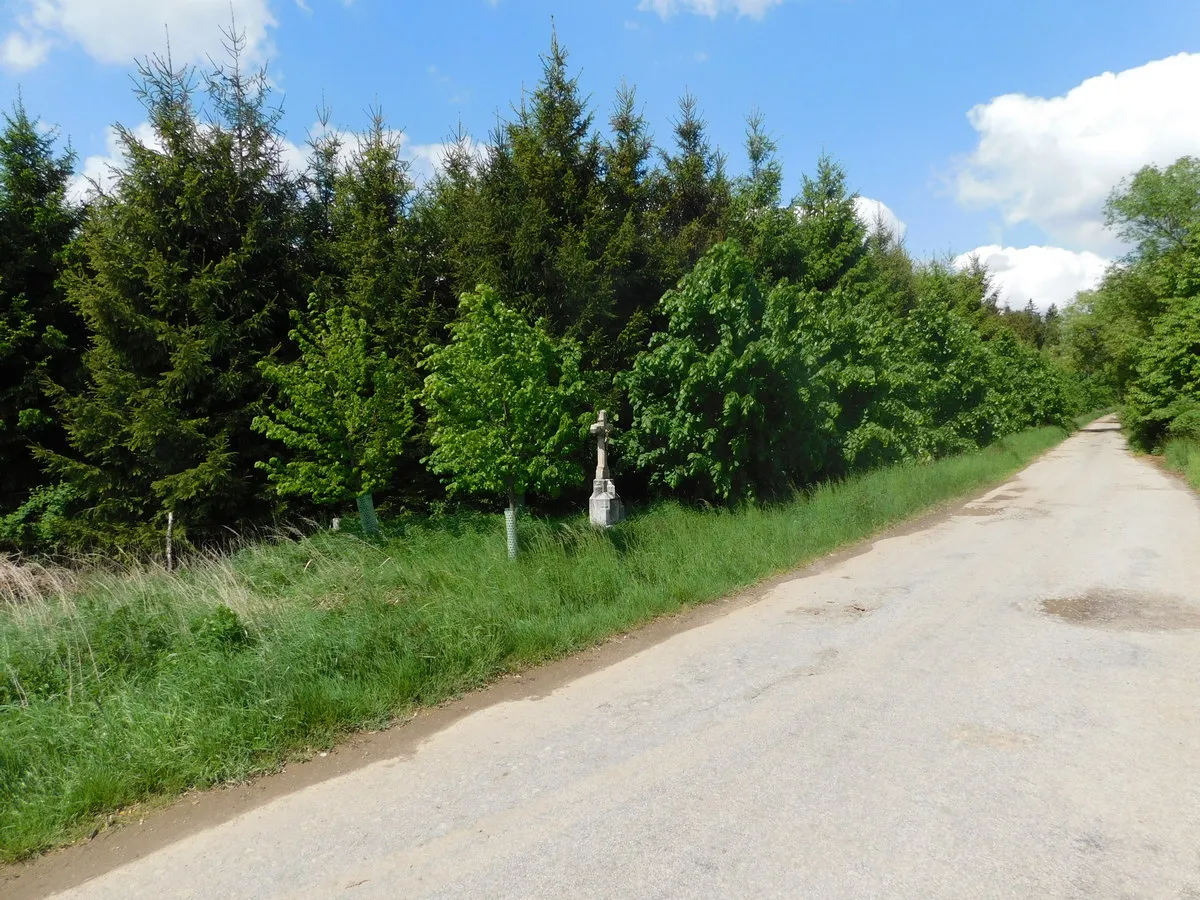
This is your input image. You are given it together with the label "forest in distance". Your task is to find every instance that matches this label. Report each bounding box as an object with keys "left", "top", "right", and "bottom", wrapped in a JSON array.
[{"left": 1, "top": 27, "right": 1196, "bottom": 559}]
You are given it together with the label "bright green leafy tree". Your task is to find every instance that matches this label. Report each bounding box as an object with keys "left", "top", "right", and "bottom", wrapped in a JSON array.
[
  {"left": 254, "top": 301, "right": 413, "bottom": 534},
  {"left": 1125, "top": 294, "right": 1200, "bottom": 449},
  {"left": 422, "top": 286, "right": 590, "bottom": 555},
  {"left": 985, "top": 329, "right": 1073, "bottom": 435},
  {"left": 785, "top": 156, "right": 923, "bottom": 473},
  {"left": 900, "top": 287, "right": 997, "bottom": 456},
  {"left": 621, "top": 241, "right": 828, "bottom": 503},
  {"left": 1061, "top": 155, "right": 1200, "bottom": 444}
]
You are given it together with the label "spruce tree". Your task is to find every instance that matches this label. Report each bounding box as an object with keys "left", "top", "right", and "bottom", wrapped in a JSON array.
[
  {"left": 795, "top": 154, "right": 868, "bottom": 293},
  {"left": 0, "top": 102, "right": 82, "bottom": 520},
  {"left": 469, "top": 33, "right": 612, "bottom": 358},
  {"left": 729, "top": 111, "right": 802, "bottom": 285},
  {"left": 44, "top": 43, "right": 305, "bottom": 551},
  {"left": 296, "top": 106, "right": 344, "bottom": 293},
  {"left": 652, "top": 93, "right": 731, "bottom": 284},
  {"left": 600, "top": 84, "right": 664, "bottom": 376}
]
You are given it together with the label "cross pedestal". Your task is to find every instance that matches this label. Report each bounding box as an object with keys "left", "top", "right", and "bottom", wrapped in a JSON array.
[{"left": 589, "top": 410, "right": 624, "bottom": 528}]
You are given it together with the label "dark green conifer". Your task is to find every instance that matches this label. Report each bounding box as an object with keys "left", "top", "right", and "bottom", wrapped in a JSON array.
[
  {"left": 43, "top": 39, "right": 305, "bottom": 551},
  {"left": 0, "top": 102, "right": 82, "bottom": 520}
]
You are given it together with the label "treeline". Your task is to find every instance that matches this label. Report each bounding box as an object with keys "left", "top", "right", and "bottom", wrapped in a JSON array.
[
  {"left": 1060, "top": 156, "right": 1200, "bottom": 451},
  {"left": 0, "top": 33, "right": 1079, "bottom": 556}
]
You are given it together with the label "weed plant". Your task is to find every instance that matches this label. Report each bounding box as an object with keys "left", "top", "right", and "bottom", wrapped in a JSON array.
[
  {"left": 0, "top": 425, "right": 1067, "bottom": 861},
  {"left": 1163, "top": 439, "right": 1200, "bottom": 491}
]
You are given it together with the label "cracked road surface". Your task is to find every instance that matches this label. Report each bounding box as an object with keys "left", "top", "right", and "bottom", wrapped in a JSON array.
[{"left": 40, "top": 419, "right": 1200, "bottom": 897}]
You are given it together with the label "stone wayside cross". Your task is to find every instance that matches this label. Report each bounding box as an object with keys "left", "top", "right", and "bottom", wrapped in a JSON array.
[
  {"left": 589, "top": 410, "right": 624, "bottom": 528},
  {"left": 591, "top": 410, "right": 613, "bottom": 480}
]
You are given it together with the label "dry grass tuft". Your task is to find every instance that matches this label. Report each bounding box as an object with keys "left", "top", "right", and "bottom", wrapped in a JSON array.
[{"left": 0, "top": 554, "right": 77, "bottom": 607}]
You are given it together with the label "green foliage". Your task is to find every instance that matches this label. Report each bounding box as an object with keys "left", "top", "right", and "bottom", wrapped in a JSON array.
[
  {"left": 792, "top": 283, "right": 922, "bottom": 472},
  {"left": 652, "top": 93, "right": 732, "bottom": 285},
  {"left": 601, "top": 84, "right": 665, "bottom": 378},
  {"left": 0, "top": 482, "right": 76, "bottom": 554},
  {"left": 1124, "top": 294, "right": 1200, "bottom": 449},
  {"left": 254, "top": 300, "right": 413, "bottom": 505},
  {"left": 901, "top": 290, "right": 996, "bottom": 455},
  {"left": 0, "top": 29, "right": 1103, "bottom": 555},
  {"left": 254, "top": 118, "right": 419, "bottom": 513},
  {"left": 41, "top": 53, "right": 305, "bottom": 551},
  {"left": 985, "top": 330, "right": 1073, "bottom": 433},
  {"left": 795, "top": 154, "right": 868, "bottom": 292},
  {"left": 422, "top": 286, "right": 590, "bottom": 508},
  {"left": 621, "top": 242, "right": 828, "bottom": 502},
  {"left": 190, "top": 605, "right": 253, "bottom": 652},
  {"left": 0, "top": 102, "right": 82, "bottom": 522},
  {"left": 1163, "top": 438, "right": 1200, "bottom": 491},
  {"left": 1063, "top": 155, "right": 1200, "bottom": 448},
  {"left": 1106, "top": 156, "right": 1200, "bottom": 260},
  {"left": 728, "top": 112, "right": 802, "bottom": 285},
  {"left": 452, "top": 35, "right": 614, "bottom": 360}
]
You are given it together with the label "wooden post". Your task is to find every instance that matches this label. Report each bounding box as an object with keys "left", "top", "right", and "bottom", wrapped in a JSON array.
[{"left": 165, "top": 511, "right": 175, "bottom": 572}]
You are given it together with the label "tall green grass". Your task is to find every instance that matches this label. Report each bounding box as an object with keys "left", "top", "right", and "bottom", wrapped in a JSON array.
[
  {"left": 0, "top": 425, "right": 1067, "bottom": 861},
  {"left": 1163, "top": 438, "right": 1200, "bottom": 491}
]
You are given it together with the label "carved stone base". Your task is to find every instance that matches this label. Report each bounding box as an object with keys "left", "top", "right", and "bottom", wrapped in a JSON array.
[{"left": 589, "top": 478, "right": 624, "bottom": 528}]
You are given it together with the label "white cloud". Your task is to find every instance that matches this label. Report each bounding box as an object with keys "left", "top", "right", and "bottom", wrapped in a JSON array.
[
  {"left": 854, "top": 196, "right": 907, "bottom": 239},
  {"left": 1, "top": 30, "right": 50, "bottom": 70},
  {"left": 404, "top": 139, "right": 486, "bottom": 184},
  {"left": 638, "top": 0, "right": 784, "bottom": 20},
  {"left": 954, "top": 53, "right": 1200, "bottom": 252},
  {"left": 67, "top": 122, "right": 160, "bottom": 203},
  {"left": 281, "top": 122, "right": 486, "bottom": 185},
  {"left": 1, "top": 0, "right": 277, "bottom": 71},
  {"left": 953, "top": 245, "right": 1111, "bottom": 312}
]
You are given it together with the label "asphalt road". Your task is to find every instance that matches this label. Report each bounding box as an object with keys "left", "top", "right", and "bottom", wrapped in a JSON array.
[{"left": 50, "top": 419, "right": 1200, "bottom": 897}]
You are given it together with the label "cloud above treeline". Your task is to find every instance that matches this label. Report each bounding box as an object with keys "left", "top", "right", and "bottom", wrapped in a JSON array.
[
  {"left": 68, "top": 120, "right": 486, "bottom": 205},
  {"left": 854, "top": 197, "right": 906, "bottom": 240},
  {"left": 1, "top": 0, "right": 278, "bottom": 71},
  {"left": 954, "top": 245, "right": 1110, "bottom": 313},
  {"left": 954, "top": 52, "right": 1200, "bottom": 254},
  {"left": 952, "top": 52, "right": 1200, "bottom": 310},
  {"left": 637, "top": 0, "right": 786, "bottom": 20}
]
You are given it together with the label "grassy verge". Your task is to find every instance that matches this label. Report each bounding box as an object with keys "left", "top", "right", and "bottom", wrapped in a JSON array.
[
  {"left": 0, "top": 424, "right": 1069, "bottom": 861},
  {"left": 1163, "top": 438, "right": 1200, "bottom": 491}
]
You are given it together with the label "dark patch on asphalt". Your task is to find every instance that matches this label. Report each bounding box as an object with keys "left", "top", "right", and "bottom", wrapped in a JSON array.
[
  {"left": 1042, "top": 589, "right": 1200, "bottom": 631},
  {"left": 789, "top": 602, "right": 875, "bottom": 619}
]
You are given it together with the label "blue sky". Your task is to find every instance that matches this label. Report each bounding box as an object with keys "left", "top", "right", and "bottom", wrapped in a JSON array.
[{"left": 3, "top": 0, "right": 1200, "bottom": 309}]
